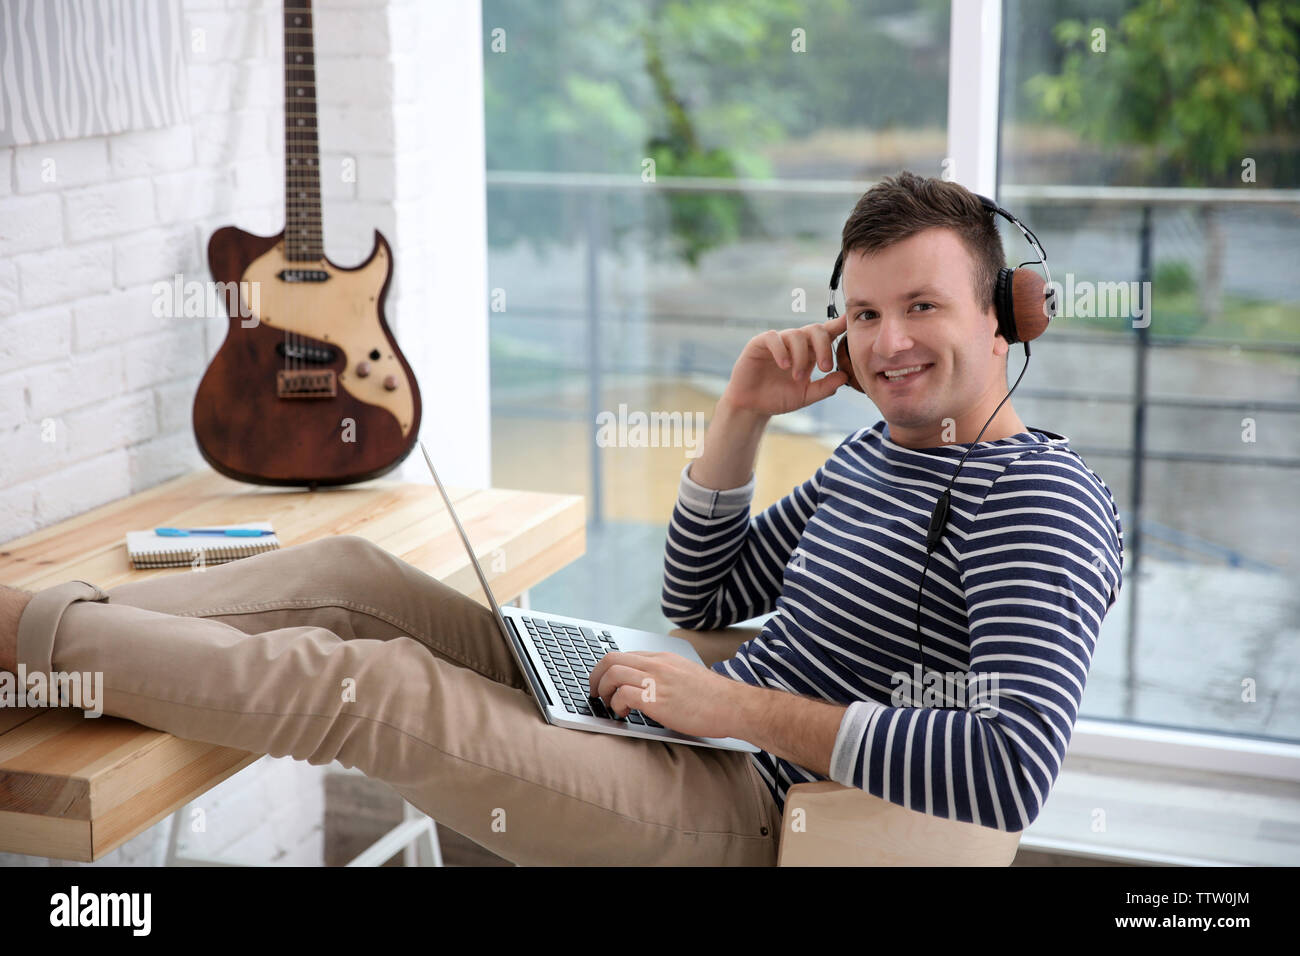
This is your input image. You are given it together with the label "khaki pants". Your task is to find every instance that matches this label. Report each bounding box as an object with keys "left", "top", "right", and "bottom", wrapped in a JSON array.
[{"left": 14, "top": 536, "right": 781, "bottom": 865}]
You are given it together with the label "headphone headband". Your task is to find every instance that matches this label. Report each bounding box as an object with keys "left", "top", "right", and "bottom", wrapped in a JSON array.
[
  {"left": 974, "top": 193, "right": 1050, "bottom": 272},
  {"left": 827, "top": 190, "right": 1053, "bottom": 321}
]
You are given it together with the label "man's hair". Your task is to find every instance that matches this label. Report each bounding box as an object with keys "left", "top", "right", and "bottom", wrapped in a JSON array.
[{"left": 840, "top": 170, "right": 1007, "bottom": 320}]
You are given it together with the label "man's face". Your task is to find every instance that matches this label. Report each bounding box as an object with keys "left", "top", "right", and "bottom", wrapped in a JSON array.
[{"left": 840, "top": 226, "right": 1008, "bottom": 438}]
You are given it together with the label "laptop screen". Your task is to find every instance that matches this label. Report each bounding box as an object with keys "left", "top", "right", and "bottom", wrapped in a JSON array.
[
  {"left": 416, "top": 443, "right": 554, "bottom": 705},
  {"left": 418, "top": 442, "right": 510, "bottom": 621}
]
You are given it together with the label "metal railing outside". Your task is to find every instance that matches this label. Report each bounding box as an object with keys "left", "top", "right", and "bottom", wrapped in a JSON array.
[{"left": 486, "top": 171, "right": 1300, "bottom": 719}]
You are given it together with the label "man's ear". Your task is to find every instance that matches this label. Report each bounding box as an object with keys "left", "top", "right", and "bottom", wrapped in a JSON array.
[{"left": 985, "top": 304, "right": 1009, "bottom": 358}]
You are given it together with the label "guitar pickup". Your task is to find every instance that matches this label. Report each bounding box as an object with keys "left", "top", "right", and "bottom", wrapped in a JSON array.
[
  {"left": 277, "top": 269, "right": 330, "bottom": 283},
  {"left": 277, "top": 369, "right": 337, "bottom": 398},
  {"left": 275, "top": 341, "right": 337, "bottom": 363}
]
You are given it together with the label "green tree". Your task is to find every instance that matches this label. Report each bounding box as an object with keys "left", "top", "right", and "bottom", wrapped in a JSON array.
[
  {"left": 1026, "top": 0, "right": 1300, "bottom": 318},
  {"left": 482, "top": 0, "right": 949, "bottom": 264}
]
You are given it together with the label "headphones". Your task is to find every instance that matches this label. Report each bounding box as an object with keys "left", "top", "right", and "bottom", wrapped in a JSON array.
[{"left": 824, "top": 193, "right": 1057, "bottom": 703}]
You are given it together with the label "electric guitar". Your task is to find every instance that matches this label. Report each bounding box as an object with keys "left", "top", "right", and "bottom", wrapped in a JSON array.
[{"left": 193, "top": 0, "right": 421, "bottom": 486}]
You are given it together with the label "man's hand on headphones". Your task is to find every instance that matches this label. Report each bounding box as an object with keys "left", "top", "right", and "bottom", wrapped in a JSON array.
[{"left": 722, "top": 313, "right": 850, "bottom": 417}]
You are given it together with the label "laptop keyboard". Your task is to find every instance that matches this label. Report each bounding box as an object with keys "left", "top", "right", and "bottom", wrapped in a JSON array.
[{"left": 521, "top": 617, "right": 664, "bottom": 728}]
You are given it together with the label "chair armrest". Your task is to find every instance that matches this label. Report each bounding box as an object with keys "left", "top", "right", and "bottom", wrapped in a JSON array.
[{"left": 777, "top": 781, "right": 1022, "bottom": 866}]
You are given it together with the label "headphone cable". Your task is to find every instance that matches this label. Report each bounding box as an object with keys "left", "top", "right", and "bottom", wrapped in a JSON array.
[{"left": 911, "top": 339, "right": 1031, "bottom": 705}]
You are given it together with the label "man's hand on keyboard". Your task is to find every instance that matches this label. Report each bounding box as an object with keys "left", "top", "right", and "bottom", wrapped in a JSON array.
[{"left": 587, "top": 651, "right": 742, "bottom": 739}]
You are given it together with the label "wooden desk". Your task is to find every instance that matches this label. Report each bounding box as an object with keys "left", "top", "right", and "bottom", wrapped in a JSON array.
[{"left": 0, "top": 467, "right": 585, "bottom": 861}]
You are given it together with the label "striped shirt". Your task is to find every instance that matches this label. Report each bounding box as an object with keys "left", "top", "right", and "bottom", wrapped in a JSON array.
[{"left": 661, "top": 419, "right": 1124, "bottom": 831}]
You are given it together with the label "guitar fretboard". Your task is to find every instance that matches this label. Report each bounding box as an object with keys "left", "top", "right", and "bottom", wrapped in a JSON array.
[{"left": 284, "top": 0, "right": 322, "bottom": 262}]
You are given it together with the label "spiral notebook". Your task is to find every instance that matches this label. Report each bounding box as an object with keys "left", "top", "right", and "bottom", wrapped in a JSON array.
[{"left": 125, "top": 523, "right": 281, "bottom": 569}]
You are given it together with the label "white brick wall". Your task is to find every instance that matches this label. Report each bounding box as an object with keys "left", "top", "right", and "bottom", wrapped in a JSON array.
[
  {"left": 0, "top": 1, "right": 285, "bottom": 539},
  {"left": 13, "top": 137, "right": 111, "bottom": 193},
  {"left": 0, "top": 0, "right": 462, "bottom": 540},
  {"left": 0, "top": 194, "right": 64, "bottom": 257}
]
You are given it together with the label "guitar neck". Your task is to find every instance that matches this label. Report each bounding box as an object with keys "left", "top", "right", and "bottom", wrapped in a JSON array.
[{"left": 283, "top": 0, "right": 323, "bottom": 262}]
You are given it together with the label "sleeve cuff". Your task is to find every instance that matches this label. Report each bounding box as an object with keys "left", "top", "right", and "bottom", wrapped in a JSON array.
[
  {"left": 829, "top": 698, "right": 885, "bottom": 786},
  {"left": 676, "top": 461, "right": 755, "bottom": 518}
]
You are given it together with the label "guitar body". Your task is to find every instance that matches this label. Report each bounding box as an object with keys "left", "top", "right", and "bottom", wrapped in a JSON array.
[{"left": 193, "top": 226, "right": 422, "bottom": 486}]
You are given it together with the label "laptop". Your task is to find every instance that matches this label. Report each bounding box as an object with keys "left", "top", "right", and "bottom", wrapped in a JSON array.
[{"left": 419, "top": 442, "right": 758, "bottom": 753}]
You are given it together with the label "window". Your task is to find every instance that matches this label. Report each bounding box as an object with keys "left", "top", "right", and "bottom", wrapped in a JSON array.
[
  {"left": 999, "top": 0, "right": 1300, "bottom": 747},
  {"left": 482, "top": 0, "right": 952, "bottom": 629}
]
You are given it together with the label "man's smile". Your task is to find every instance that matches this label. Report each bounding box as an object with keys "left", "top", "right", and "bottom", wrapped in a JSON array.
[{"left": 877, "top": 362, "right": 934, "bottom": 385}]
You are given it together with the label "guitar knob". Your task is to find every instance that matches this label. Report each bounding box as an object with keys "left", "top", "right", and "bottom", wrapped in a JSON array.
[
  {"left": 356, "top": 361, "right": 371, "bottom": 377},
  {"left": 383, "top": 374, "right": 398, "bottom": 391}
]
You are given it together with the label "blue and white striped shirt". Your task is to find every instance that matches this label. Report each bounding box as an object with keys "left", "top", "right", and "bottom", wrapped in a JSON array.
[{"left": 661, "top": 419, "right": 1124, "bottom": 831}]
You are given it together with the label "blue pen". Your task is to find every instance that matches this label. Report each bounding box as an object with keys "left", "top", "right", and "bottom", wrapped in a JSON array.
[{"left": 155, "top": 527, "right": 275, "bottom": 537}]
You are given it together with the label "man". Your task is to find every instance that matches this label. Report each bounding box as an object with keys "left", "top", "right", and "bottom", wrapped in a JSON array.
[
  {"left": 662, "top": 170, "right": 1124, "bottom": 829},
  {"left": 0, "top": 171, "right": 1122, "bottom": 865}
]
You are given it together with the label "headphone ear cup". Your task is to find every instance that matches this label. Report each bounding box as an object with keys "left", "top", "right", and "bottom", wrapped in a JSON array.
[
  {"left": 834, "top": 333, "right": 866, "bottom": 394},
  {"left": 995, "top": 267, "right": 1052, "bottom": 344},
  {"left": 994, "top": 267, "right": 1018, "bottom": 344},
  {"left": 1009, "top": 267, "right": 1052, "bottom": 342}
]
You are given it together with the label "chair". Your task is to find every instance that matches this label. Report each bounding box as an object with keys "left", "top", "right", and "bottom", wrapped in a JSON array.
[{"left": 669, "top": 624, "right": 1023, "bottom": 867}]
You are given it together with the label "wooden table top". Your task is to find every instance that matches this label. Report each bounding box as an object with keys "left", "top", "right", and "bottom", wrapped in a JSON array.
[{"left": 0, "top": 467, "right": 585, "bottom": 861}]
